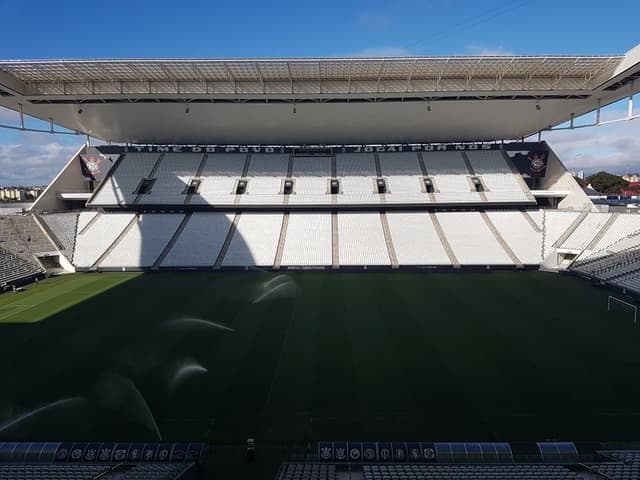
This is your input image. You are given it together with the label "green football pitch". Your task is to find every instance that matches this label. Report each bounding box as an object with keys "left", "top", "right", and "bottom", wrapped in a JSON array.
[{"left": 0, "top": 270, "right": 639, "bottom": 444}]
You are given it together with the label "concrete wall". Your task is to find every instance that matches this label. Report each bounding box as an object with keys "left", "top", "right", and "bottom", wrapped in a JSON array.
[
  {"left": 539, "top": 142, "right": 593, "bottom": 211},
  {"left": 31, "top": 144, "right": 87, "bottom": 212}
]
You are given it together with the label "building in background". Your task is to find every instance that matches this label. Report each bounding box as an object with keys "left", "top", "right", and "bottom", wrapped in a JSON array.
[{"left": 0, "top": 186, "right": 45, "bottom": 202}]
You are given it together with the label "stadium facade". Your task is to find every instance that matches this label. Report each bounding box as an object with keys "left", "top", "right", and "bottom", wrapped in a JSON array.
[{"left": 0, "top": 46, "right": 640, "bottom": 291}]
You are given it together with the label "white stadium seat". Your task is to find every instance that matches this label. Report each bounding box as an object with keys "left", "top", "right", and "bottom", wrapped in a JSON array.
[
  {"left": 543, "top": 211, "right": 581, "bottom": 256},
  {"left": 423, "top": 151, "right": 482, "bottom": 203},
  {"left": 280, "top": 213, "right": 333, "bottom": 266},
  {"left": 76, "top": 211, "right": 99, "bottom": 233},
  {"left": 191, "top": 154, "right": 245, "bottom": 205},
  {"left": 222, "top": 213, "right": 283, "bottom": 267},
  {"left": 591, "top": 214, "right": 640, "bottom": 251},
  {"left": 161, "top": 212, "right": 234, "bottom": 267},
  {"left": 561, "top": 213, "right": 612, "bottom": 250},
  {"left": 240, "top": 177, "right": 284, "bottom": 205},
  {"left": 68, "top": 208, "right": 640, "bottom": 271},
  {"left": 379, "top": 152, "right": 427, "bottom": 203},
  {"left": 386, "top": 212, "right": 451, "bottom": 265},
  {"left": 90, "top": 153, "right": 158, "bottom": 205},
  {"left": 88, "top": 150, "right": 536, "bottom": 208},
  {"left": 486, "top": 211, "right": 542, "bottom": 264},
  {"left": 290, "top": 155, "right": 331, "bottom": 202},
  {"left": 337, "top": 213, "right": 391, "bottom": 266},
  {"left": 436, "top": 212, "right": 512, "bottom": 265},
  {"left": 99, "top": 214, "right": 183, "bottom": 268},
  {"left": 467, "top": 150, "right": 530, "bottom": 202},
  {"left": 138, "top": 153, "right": 202, "bottom": 205},
  {"left": 336, "top": 153, "right": 379, "bottom": 205},
  {"left": 239, "top": 154, "right": 288, "bottom": 205},
  {"left": 336, "top": 153, "right": 376, "bottom": 176},
  {"left": 73, "top": 213, "right": 136, "bottom": 267}
]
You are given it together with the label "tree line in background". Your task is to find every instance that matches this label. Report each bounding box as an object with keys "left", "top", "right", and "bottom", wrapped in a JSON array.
[{"left": 574, "top": 172, "right": 639, "bottom": 195}]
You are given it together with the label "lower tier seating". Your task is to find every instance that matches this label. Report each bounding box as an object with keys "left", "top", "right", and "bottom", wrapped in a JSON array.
[
  {"left": 0, "top": 247, "right": 42, "bottom": 286},
  {"left": 362, "top": 463, "right": 577, "bottom": 480},
  {"left": 21, "top": 209, "right": 640, "bottom": 274},
  {"left": 68, "top": 210, "right": 554, "bottom": 270}
]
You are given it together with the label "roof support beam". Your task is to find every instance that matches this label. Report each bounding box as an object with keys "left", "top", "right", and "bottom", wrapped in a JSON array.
[
  {"left": 256, "top": 63, "right": 265, "bottom": 95},
  {"left": 222, "top": 64, "right": 237, "bottom": 94},
  {"left": 286, "top": 62, "right": 293, "bottom": 94},
  {"left": 0, "top": 69, "right": 33, "bottom": 96},
  {"left": 405, "top": 58, "right": 418, "bottom": 93}
]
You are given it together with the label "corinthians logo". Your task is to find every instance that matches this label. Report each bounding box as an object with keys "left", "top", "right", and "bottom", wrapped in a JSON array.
[
  {"left": 85, "top": 157, "right": 102, "bottom": 174},
  {"left": 528, "top": 151, "right": 547, "bottom": 173},
  {"left": 80, "top": 154, "right": 104, "bottom": 179}
]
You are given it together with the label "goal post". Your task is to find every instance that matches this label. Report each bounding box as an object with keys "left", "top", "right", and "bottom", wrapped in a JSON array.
[{"left": 607, "top": 296, "right": 638, "bottom": 325}]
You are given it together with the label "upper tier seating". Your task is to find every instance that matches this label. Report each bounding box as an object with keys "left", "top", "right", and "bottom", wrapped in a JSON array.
[
  {"left": 379, "top": 153, "right": 429, "bottom": 204},
  {"left": 423, "top": 151, "right": 482, "bottom": 204},
  {"left": 240, "top": 154, "right": 289, "bottom": 205},
  {"left": 289, "top": 156, "right": 332, "bottom": 205},
  {"left": 137, "top": 153, "right": 202, "bottom": 205},
  {"left": 88, "top": 151, "right": 534, "bottom": 208},
  {"left": 336, "top": 153, "right": 378, "bottom": 205},
  {"left": 90, "top": 153, "right": 159, "bottom": 205},
  {"left": 191, "top": 154, "right": 245, "bottom": 205},
  {"left": 467, "top": 150, "right": 531, "bottom": 202}
]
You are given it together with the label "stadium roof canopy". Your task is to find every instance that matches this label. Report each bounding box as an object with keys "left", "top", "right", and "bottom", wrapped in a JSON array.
[{"left": 0, "top": 45, "right": 639, "bottom": 144}]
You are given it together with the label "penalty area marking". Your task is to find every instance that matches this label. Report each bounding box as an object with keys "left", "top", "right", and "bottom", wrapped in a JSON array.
[{"left": 608, "top": 296, "right": 638, "bottom": 325}]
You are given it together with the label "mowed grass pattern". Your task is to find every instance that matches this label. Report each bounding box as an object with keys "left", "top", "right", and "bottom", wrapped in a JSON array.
[
  {"left": 0, "top": 271, "right": 639, "bottom": 443},
  {"left": 0, "top": 273, "right": 140, "bottom": 323}
]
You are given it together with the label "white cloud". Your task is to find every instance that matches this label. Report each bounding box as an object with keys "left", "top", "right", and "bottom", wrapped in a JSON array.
[
  {"left": 0, "top": 133, "right": 80, "bottom": 186},
  {"left": 541, "top": 120, "right": 640, "bottom": 175},
  {"left": 465, "top": 44, "right": 514, "bottom": 56},
  {"left": 344, "top": 46, "right": 411, "bottom": 58}
]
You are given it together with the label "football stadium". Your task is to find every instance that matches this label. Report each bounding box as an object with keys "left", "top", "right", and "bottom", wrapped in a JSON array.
[{"left": 1, "top": 44, "right": 640, "bottom": 479}]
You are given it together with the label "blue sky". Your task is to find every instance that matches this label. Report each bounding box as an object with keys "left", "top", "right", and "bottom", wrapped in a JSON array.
[{"left": 0, "top": 0, "right": 639, "bottom": 185}]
